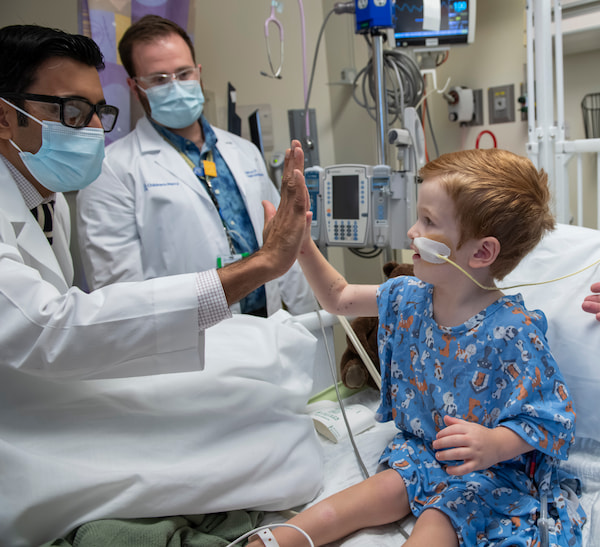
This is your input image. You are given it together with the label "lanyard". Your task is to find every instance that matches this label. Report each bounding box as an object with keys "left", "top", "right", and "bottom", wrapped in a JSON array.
[{"left": 176, "top": 147, "right": 237, "bottom": 255}]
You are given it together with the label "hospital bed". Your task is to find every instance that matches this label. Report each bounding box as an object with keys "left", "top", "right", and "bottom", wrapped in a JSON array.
[
  {"left": 29, "top": 222, "right": 599, "bottom": 546},
  {"left": 258, "top": 221, "right": 600, "bottom": 546}
]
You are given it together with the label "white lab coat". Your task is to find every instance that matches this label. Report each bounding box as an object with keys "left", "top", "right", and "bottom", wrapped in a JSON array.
[
  {"left": 77, "top": 117, "right": 315, "bottom": 315},
  {"left": 0, "top": 160, "right": 205, "bottom": 380},
  {"left": 0, "top": 160, "right": 322, "bottom": 545}
]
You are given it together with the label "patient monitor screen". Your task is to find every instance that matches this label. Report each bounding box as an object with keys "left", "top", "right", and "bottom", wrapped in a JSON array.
[
  {"left": 332, "top": 174, "right": 359, "bottom": 219},
  {"left": 394, "top": 0, "right": 473, "bottom": 47}
]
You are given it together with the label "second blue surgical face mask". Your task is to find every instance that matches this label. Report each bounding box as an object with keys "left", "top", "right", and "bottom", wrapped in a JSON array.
[
  {"left": 2, "top": 98, "right": 105, "bottom": 193},
  {"left": 142, "top": 80, "right": 205, "bottom": 129}
]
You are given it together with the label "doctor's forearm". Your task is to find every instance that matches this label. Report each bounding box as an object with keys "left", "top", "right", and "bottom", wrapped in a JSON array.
[{"left": 217, "top": 251, "right": 275, "bottom": 306}]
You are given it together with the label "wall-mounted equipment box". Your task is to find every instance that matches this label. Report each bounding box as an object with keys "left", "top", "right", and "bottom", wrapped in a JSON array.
[{"left": 488, "top": 84, "right": 515, "bottom": 124}]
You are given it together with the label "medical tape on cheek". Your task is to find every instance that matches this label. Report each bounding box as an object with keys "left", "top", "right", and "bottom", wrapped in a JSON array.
[{"left": 413, "top": 237, "right": 451, "bottom": 264}]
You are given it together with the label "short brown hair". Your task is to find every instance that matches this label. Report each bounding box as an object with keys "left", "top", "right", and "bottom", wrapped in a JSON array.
[
  {"left": 118, "top": 15, "right": 195, "bottom": 78},
  {"left": 419, "top": 148, "right": 555, "bottom": 280}
]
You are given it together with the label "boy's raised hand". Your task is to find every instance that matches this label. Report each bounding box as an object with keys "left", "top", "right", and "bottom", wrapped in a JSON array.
[{"left": 261, "top": 140, "right": 312, "bottom": 277}]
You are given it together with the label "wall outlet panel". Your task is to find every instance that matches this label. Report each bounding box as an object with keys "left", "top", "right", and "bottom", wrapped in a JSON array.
[
  {"left": 488, "top": 84, "right": 515, "bottom": 124},
  {"left": 288, "top": 108, "right": 320, "bottom": 169}
]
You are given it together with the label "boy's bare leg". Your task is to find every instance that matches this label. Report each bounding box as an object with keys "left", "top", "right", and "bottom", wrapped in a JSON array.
[
  {"left": 405, "top": 508, "right": 459, "bottom": 547},
  {"left": 247, "top": 469, "right": 410, "bottom": 547}
]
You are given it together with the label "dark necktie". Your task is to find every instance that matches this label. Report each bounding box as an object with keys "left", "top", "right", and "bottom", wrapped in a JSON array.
[{"left": 30, "top": 200, "right": 55, "bottom": 245}]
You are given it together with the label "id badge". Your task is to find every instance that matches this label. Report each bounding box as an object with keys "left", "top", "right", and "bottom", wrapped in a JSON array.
[
  {"left": 217, "top": 252, "right": 249, "bottom": 268},
  {"left": 203, "top": 160, "right": 217, "bottom": 178}
]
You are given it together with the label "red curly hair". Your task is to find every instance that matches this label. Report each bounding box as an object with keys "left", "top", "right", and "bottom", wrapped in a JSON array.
[{"left": 419, "top": 149, "right": 555, "bottom": 280}]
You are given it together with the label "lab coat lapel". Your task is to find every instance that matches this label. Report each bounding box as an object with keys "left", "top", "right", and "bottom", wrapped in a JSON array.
[
  {"left": 213, "top": 127, "right": 265, "bottom": 239},
  {"left": 214, "top": 129, "right": 249, "bottom": 201},
  {"left": 135, "top": 117, "right": 214, "bottom": 204},
  {"left": 0, "top": 162, "right": 69, "bottom": 292}
]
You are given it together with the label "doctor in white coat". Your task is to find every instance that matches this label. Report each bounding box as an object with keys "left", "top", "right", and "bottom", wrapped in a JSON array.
[
  {"left": 77, "top": 15, "right": 315, "bottom": 317},
  {"left": 0, "top": 24, "right": 322, "bottom": 546}
]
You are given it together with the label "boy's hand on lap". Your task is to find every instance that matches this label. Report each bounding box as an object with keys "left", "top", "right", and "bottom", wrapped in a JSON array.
[{"left": 432, "top": 415, "right": 501, "bottom": 475}]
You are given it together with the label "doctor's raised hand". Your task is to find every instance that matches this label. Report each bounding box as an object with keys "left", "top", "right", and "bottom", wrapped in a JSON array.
[
  {"left": 582, "top": 281, "right": 600, "bottom": 321},
  {"left": 217, "top": 140, "right": 310, "bottom": 307}
]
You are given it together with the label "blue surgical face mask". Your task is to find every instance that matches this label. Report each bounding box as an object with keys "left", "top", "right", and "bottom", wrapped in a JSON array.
[
  {"left": 141, "top": 80, "right": 205, "bottom": 129},
  {"left": 2, "top": 98, "right": 105, "bottom": 193}
]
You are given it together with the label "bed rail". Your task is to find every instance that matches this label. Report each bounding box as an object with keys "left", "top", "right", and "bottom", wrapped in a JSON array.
[
  {"left": 526, "top": 0, "right": 600, "bottom": 229},
  {"left": 557, "top": 138, "right": 600, "bottom": 228}
]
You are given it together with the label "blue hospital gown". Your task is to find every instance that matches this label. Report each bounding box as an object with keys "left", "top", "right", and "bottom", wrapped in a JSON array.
[{"left": 376, "top": 276, "right": 586, "bottom": 546}]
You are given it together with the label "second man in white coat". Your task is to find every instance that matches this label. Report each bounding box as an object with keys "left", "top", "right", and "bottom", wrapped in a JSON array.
[{"left": 77, "top": 15, "right": 315, "bottom": 317}]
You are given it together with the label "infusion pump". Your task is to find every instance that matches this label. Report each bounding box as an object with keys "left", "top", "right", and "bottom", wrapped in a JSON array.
[{"left": 306, "top": 163, "right": 409, "bottom": 249}]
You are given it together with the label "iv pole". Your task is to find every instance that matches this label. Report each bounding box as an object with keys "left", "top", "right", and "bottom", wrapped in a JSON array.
[{"left": 372, "top": 31, "right": 388, "bottom": 167}]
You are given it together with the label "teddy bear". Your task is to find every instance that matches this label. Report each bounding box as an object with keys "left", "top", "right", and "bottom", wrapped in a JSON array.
[{"left": 339, "top": 261, "right": 414, "bottom": 390}]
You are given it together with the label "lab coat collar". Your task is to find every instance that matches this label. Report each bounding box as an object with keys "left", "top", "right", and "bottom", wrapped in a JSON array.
[
  {"left": 131, "top": 117, "right": 211, "bottom": 203},
  {"left": 132, "top": 116, "right": 258, "bottom": 215},
  {"left": 0, "top": 159, "right": 68, "bottom": 292},
  {"left": 135, "top": 115, "right": 245, "bottom": 166},
  {"left": 135, "top": 116, "right": 170, "bottom": 155}
]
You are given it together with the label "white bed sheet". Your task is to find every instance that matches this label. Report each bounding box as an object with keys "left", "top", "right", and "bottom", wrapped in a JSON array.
[
  {"left": 263, "top": 388, "right": 600, "bottom": 546},
  {"left": 261, "top": 388, "right": 412, "bottom": 546}
]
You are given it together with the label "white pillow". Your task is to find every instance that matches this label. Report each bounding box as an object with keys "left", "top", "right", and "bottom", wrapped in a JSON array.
[{"left": 503, "top": 223, "right": 600, "bottom": 442}]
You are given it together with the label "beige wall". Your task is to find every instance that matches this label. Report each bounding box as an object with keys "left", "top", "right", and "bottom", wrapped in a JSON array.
[
  {"left": 1, "top": 0, "right": 78, "bottom": 32},
  {"left": 193, "top": 0, "right": 335, "bottom": 169},
  {"left": 2, "top": 0, "right": 600, "bottom": 251},
  {"left": 431, "top": 0, "right": 529, "bottom": 155}
]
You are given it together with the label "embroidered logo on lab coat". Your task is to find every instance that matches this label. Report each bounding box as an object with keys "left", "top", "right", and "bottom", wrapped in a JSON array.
[{"left": 143, "top": 182, "right": 180, "bottom": 191}]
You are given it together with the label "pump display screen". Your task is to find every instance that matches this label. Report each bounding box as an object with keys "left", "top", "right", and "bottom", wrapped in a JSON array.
[
  {"left": 394, "top": 0, "right": 474, "bottom": 47},
  {"left": 332, "top": 174, "right": 359, "bottom": 219}
]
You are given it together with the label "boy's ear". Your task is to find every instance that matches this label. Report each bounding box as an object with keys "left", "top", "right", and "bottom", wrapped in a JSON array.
[{"left": 469, "top": 236, "right": 500, "bottom": 269}]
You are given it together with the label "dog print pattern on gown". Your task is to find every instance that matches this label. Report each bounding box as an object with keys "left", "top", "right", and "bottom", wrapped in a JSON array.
[{"left": 376, "top": 276, "right": 585, "bottom": 546}]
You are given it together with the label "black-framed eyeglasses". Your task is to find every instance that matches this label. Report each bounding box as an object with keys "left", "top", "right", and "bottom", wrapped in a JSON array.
[{"left": 1, "top": 93, "right": 119, "bottom": 132}]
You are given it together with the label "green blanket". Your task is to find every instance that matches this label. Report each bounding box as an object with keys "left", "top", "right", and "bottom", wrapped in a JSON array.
[{"left": 42, "top": 511, "right": 263, "bottom": 547}]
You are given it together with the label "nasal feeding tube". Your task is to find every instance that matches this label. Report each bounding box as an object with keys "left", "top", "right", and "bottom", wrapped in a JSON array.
[{"left": 413, "top": 236, "right": 600, "bottom": 291}]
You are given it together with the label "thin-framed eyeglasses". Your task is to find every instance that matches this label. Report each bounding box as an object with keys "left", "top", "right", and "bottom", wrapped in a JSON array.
[
  {"left": 134, "top": 66, "right": 200, "bottom": 89},
  {"left": 1, "top": 92, "right": 119, "bottom": 132}
]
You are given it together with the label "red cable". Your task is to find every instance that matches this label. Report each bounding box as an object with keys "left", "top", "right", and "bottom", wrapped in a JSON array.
[{"left": 475, "top": 130, "right": 498, "bottom": 149}]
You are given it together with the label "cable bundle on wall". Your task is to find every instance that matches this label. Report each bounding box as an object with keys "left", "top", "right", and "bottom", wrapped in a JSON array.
[{"left": 353, "top": 38, "right": 424, "bottom": 126}]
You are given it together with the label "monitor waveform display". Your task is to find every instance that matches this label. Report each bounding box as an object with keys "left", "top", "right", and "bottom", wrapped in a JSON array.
[{"left": 394, "top": 0, "right": 474, "bottom": 48}]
